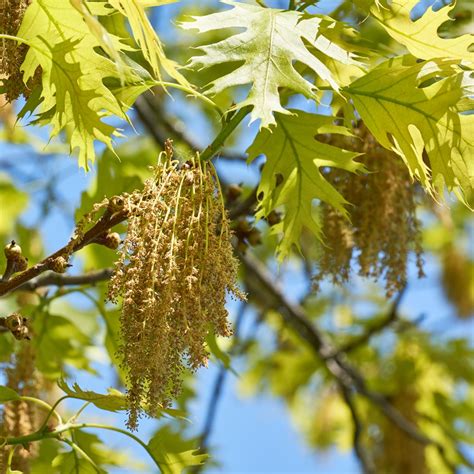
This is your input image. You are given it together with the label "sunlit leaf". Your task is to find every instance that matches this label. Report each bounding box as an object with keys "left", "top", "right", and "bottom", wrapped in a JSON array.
[
  {"left": 182, "top": 0, "right": 361, "bottom": 127},
  {"left": 58, "top": 379, "right": 128, "bottom": 412},
  {"left": 17, "top": 0, "right": 129, "bottom": 168},
  {"left": 148, "top": 426, "right": 208, "bottom": 474},
  {"left": 0, "top": 386, "right": 20, "bottom": 402},
  {"left": 108, "top": 0, "right": 189, "bottom": 85},
  {"left": 372, "top": 0, "right": 474, "bottom": 61},
  {"left": 344, "top": 56, "right": 473, "bottom": 203},
  {"left": 247, "top": 111, "right": 363, "bottom": 258},
  {"left": 52, "top": 451, "right": 103, "bottom": 474}
]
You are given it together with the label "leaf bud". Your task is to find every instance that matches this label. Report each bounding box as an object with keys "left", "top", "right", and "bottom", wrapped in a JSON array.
[
  {"left": 235, "top": 218, "right": 252, "bottom": 234},
  {"left": 266, "top": 210, "right": 282, "bottom": 226},
  {"left": 16, "top": 255, "right": 28, "bottom": 272},
  {"left": 49, "top": 256, "right": 70, "bottom": 274},
  {"left": 247, "top": 228, "right": 262, "bottom": 246},
  {"left": 4, "top": 240, "right": 22, "bottom": 260},
  {"left": 226, "top": 184, "right": 243, "bottom": 202},
  {"left": 2, "top": 313, "right": 31, "bottom": 340},
  {"left": 103, "top": 232, "right": 121, "bottom": 250},
  {"left": 93, "top": 231, "right": 121, "bottom": 249},
  {"left": 108, "top": 196, "right": 126, "bottom": 213}
]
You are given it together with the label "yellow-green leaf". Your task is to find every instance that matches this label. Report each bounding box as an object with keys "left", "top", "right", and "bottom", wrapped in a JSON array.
[
  {"left": 108, "top": 0, "right": 189, "bottom": 85},
  {"left": 344, "top": 57, "right": 474, "bottom": 204},
  {"left": 18, "top": 0, "right": 129, "bottom": 169},
  {"left": 247, "top": 111, "right": 364, "bottom": 258},
  {"left": 182, "top": 0, "right": 361, "bottom": 128},
  {"left": 372, "top": 0, "right": 474, "bottom": 61}
]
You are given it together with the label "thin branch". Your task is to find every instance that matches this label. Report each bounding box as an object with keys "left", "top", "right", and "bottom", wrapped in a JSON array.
[
  {"left": 60, "top": 438, "right": 102, "bottom": 473},
  {"left": 328, "top": 286, "right": 406, "bottom": 357},
  {"left": 17, "top": 269, "right": 114, "bottom": 292},
  {"left": 135, "top": 94, "right": 248, "bottom": 162},
  {"left": 338, "top": 384, "right": 376, "bottom": 474},
  {"left": 134, "top": 95, "right": 169, "bottom": 145},
  {"left": 0, "top": 211, "right": 127, "bottom": 297},
  {"left": 240, "top": 252, "right": 459, "bottom": 470},
  {"left": 200, "top": 106, "right": 252, "bottom": 162}
]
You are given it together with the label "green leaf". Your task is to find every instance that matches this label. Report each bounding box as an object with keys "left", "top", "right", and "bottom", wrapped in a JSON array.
[
  {"left": 71, "top": 431, "right": 131, "bottom": 469},
  {"left": 344, "top": 57, "right": 473, "bottom": 203},
  {"left": 0, "top": 386, "right": 20, "bottom": 402},
  {"left": 372, "top": 0, "right": 474, "bottom": 61},
  {"left": 206, "top": 332, "right": 233, "bottom": 371},
  {"left": 148, "top": 426, "right": 208, "bottom": 474},
  {"left": 32, "top": 313, "right": 93, "bottom": 377},
  {"left": 182, "top": 0, "right": 361, "bottom": 127},
  {"left": 17, "top": 0, "right": 130, "bottom": 169},
  {"left": 108, "top": 0, "right": 189, "bottom": 85},
  {"left": 58, "top": 380, "right": 128, "bottom": 412},
  {"left": 52, "top": 451, "right": 100, "bottom": 474},
  {"left": 247, "top": 111, "right": 363, "bottom": 258},
  {"left": 0, "top": 175, "right": 28, "bottom": 238}
]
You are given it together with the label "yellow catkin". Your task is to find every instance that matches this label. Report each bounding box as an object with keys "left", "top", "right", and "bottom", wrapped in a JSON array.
[
  {"left": 314, "top": 123, "right": 424, "bottom": 297},
  {"left": 0, "top": 344, "right": 39, "bottom": 473},
  {"left": 374, "top": 388, "right": 428, "bottom": 474},
  {"left": 108, "top": 153, "right": 244, "bottom": 430},
  {"left": 0, "top": 0, "right": 37, "bottom": 102},
  {"left": 441, "top": 244, "right": 474, "bottom": 318}
]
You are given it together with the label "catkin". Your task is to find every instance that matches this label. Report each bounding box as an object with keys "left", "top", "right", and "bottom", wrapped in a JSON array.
[
  {"left": 374, "top": 388, "right": 428, "bottom": 474},
  {"left": 441, "top": 244, "right": 474, "bottom": 318},
  {"left": 108, "top": 153, "right": 244, "bottom": 430},
  {"left": 314, "top": 123, "right": 424, "bottom": 297},
  {"left": 0, "top": 344, "right": 39, "bottom": 473}
]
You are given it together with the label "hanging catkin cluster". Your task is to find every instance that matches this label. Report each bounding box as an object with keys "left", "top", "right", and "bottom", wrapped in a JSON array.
[
  {"left": 0, "top": 0, "right": 35, "bottom": 102},
  {"left": 373, "top": 387, "right": 428, "bottom": 474},
  {"left": 314, "top": 123, "right": 424, "bottom": 297},
  {"left": 108, "top": 152, "right": 244, "bottom": 430},
  {"left": 0, "top": 344, "right": 39, "bottom": 473},
  {"left": 440, "top": 244, "right": 474, "bottom": 318}
]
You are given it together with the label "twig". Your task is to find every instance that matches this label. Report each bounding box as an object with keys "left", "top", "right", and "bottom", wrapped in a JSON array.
[
  {"left": 135, "top": 94, "right": 248, "bottom": 162},
  {"left": 200, "top": 107, "right": 252, "bottom": 162},
  {"left": 17, "top": 269, "right": 114, "bottom": 292},
  {"left": 339, "top": 383, "right": 376, "bottom": 474},
  {"left": 0, "top": 211, "right": 127, "bottom": 297},
  {"left": 228, "top": 187, "right": 258, "bottom": 220},
  {"left": 328, "top": 286, "right": 406, "bottom": 358},
  {"left": 240, "top": 251, "right": 460, "bottom": 471},
  {"left": 134, "top": 95, "right": 169, "bottom": 145}
]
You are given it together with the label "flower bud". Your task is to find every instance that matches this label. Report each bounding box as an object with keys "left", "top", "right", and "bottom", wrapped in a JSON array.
[{"left": 49, "top": 256, "right": 69, "bottom": 274}]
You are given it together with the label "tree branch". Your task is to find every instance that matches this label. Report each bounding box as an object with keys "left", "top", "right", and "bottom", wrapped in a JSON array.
[
  {"left": 328, "top": 286, "right": 406, "bottom": 358},
  {"left": 17, "top": 269, "right": 114, "bottom": 292},
  {"left": 0, "top": 211, "right": 126, "bottom": 297},
  {"left": 338, "top": 383, "right": 376, "bottom": 474},
  {"left": 240, "top": 251, "right": 459, "bottom": 471}
]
